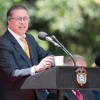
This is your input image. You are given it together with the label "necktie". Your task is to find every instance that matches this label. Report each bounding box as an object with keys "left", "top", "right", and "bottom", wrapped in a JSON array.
[
  {"left": 74, "top": 90, "right": 83, "bottom": 100},
  {"left": 20, "top": 37, "right": 30, "bottom": 58}
]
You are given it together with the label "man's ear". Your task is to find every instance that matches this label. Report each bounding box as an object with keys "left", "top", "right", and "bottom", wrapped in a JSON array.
[{"left": 7, "top": 19, "right": 10, "bottom": 26}]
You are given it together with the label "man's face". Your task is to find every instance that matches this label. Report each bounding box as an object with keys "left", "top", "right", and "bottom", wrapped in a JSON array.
[{"left": 7, "top": 9, "right": 29, "bottom": 36}]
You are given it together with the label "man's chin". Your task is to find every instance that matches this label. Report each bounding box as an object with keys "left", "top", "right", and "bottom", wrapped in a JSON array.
[{"left": 17, "top": 31, "right": 25, "bottom": 36}]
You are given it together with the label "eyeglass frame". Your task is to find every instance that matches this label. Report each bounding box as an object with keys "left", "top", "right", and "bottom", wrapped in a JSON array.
[{"left": 10, "top": 16, "right": 30, "bottom": 22}]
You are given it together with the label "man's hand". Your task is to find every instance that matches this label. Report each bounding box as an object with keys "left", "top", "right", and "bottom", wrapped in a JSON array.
[{"left": 35, "top": 56, "right": 54, "bottom": 72}]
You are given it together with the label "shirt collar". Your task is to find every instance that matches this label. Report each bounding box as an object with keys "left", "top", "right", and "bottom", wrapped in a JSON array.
[
  {"left": 8, "top": 28, "right": 26, "bottom": 40},
  {"left": 72, "top": 90, "right": 79, "bottom": 95}
]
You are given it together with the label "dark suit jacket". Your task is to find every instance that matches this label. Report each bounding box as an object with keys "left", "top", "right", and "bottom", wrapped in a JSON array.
[
  {"left": 38, "top": 90, "right": 48, "bottom": 100},
  {"left": 0, "top": 30, "right": 52, "bottom": 100},
  {"left": 93, "top": 90, "right": 100, "bottom": 100},
  {"left": 46, "top": 90, "right": 96, "bottom": 100}
]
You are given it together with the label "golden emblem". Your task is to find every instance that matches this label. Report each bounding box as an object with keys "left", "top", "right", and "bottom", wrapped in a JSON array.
[{"left": 75, "top": 68, "right": 87, "bottom": 86}]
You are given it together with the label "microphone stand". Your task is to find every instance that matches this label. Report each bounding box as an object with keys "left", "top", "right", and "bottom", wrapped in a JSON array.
[
  {"left": 51, "top": 35, "right": 77, "bottom": 100},
  {"left": 52, "top": 35, "right": 76, "bottom": 67}
]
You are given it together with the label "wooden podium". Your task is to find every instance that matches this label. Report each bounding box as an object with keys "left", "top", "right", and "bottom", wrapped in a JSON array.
[
  {"left": 21, "top": 66, "right": 100, "bottom": 90},
  {"left": 20, "top": 66, "right": 100, "bottom": 100}
]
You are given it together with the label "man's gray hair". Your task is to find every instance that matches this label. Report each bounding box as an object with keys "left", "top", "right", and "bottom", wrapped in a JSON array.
[{"left": 7, "top": 4, "right": 28, "bottom": 20}]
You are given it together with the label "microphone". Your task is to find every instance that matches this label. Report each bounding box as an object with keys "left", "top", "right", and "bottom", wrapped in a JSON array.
[
  {"left": 38, "top": 32, "right": 48, "bottom": 40},
  {"left": 38, "top": 32, "right": 76, "bottom": 67},
  {"left": 38, "top": 32, "right": 61, "bottom": 47}
]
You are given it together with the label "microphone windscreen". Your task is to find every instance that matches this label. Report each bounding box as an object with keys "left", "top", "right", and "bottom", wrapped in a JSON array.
[{"left": 38, "top": 32, "right": 48, "bottom": 40}]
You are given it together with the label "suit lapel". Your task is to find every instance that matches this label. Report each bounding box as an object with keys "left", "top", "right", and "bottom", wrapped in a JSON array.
[{"left": 6, "top": 30, "right": 32, "bottom": 67}]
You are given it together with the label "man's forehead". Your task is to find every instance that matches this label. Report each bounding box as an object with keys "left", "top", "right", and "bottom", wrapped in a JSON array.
[{"left": 12, "top": 9, "right": 28, "bottom": 16}]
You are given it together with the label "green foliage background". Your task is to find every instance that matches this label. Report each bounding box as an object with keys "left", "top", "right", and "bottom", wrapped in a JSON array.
[{"left": 1, "top": 0, "right": 100, "bottom": 66}]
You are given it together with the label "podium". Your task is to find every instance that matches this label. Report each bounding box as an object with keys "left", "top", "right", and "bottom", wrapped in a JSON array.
[
  {"left": 20, "top": 66, "right": 100, "bottom": 100},
  {"left": 21, "top": 66, "right": 100, "bottom": 90}
]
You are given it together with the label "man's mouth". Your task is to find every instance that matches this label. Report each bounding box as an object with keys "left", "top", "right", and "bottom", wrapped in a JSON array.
[{"left": 19, "top": 25, "right": 25, "bottom": 29}]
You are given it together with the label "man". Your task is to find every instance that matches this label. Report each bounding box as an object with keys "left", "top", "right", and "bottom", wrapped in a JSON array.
[
  {"left": 46, "top": 55, "right": 96, "bottom": 100},
  {"left": 0, "top": 4, "right": 54, "bottom": 100}
]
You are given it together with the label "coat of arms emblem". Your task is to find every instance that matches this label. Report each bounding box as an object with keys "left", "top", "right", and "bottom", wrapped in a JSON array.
[{"left": 75, "top": 68, "right": 87, "bottom": 86}]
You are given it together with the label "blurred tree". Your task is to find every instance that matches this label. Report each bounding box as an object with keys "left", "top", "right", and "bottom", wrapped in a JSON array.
[
  {"left": 0, "top": 0, "right": 22, "bottom": 34},
  {"left": 1, "top": 0, "right": 100, "bottom": 66},
  {"left": 33, "top": 0, "right": 100, "bottom": 66}
]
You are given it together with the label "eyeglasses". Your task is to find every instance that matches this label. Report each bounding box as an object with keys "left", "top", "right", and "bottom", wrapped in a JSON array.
[{"left": 10, "top": 17, "right": 29, "bottom": 22}]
